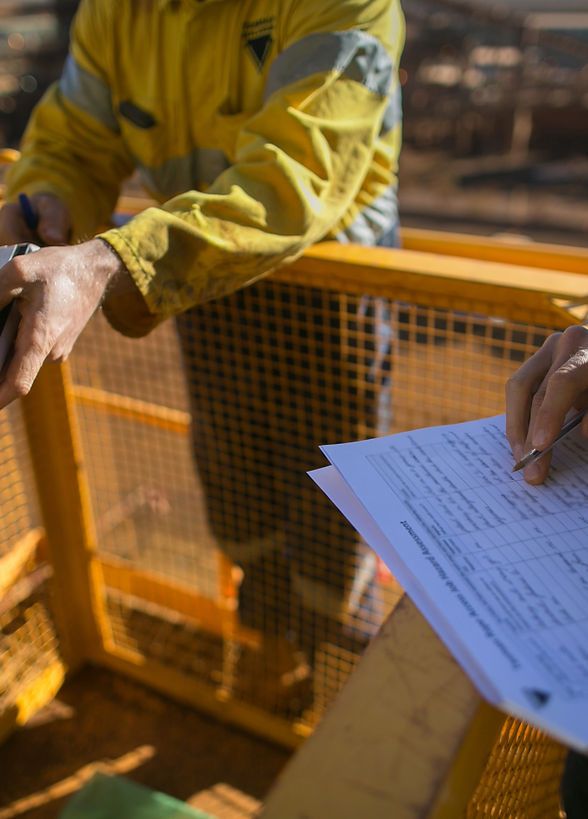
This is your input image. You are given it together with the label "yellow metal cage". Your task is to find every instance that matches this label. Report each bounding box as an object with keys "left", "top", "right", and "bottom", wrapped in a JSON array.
[{"left": 1, "top": 173, "right": 587, "bottom": 813}]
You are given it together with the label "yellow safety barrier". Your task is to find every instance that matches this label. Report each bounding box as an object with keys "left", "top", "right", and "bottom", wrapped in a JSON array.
[{"left": 0, "top": 149, "right": 585, "bottom": 811}]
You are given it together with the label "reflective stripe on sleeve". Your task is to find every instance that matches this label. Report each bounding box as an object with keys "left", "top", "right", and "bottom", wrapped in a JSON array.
[
  {"left": 380, "top": 82, "right": 402, "bottom": 136},
  {"left": 264, "top": 29, "right": 393, "bottom": 102},
  {"left": 59, "top": 55, "right": 119, "bottom": 132},
  {"left": 137, "top": 147, "right": 230, "bottom": 199},
  {"left": 336, "top": 184, "right": 399, "bottom": 246}
]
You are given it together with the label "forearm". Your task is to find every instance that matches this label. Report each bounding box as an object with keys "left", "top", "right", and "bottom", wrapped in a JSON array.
[{"left": 98, "top": 240, "right": 160, "bottom": 337}]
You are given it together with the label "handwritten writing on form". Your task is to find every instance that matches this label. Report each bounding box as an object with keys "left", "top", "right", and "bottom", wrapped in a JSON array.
[{"left": 311, "top": 415, "right": 588, "bottom": 751}]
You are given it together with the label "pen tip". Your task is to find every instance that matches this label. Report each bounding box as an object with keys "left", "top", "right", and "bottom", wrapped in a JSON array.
[{"left": 512, "top": 463, "right": 523, "bottom": 473}]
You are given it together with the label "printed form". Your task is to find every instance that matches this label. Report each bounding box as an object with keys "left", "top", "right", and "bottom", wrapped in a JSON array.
[{"left": 310, "top": 415, "right": 588, "bottom": 751}]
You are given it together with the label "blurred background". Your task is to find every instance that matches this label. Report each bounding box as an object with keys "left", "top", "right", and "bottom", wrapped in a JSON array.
[{"left": 0, "top": 0, "right": 587, "bottom": 244}]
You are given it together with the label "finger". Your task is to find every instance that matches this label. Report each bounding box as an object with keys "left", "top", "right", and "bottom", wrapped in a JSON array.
[
  {"left": 0, "top": 203, "right": 34, "bottom": 245},
  {"left": 523, "top": 449, "right": 552, "bottom": 485},
  {"left": 505, "top": 333, "right": 560, "bottom": 461},
  {"left": 33, "top": 195, "right": 71, "bottom": 246},
  {"left": 0, "top": 300, "right": 51, "bottom": 408},
  {"left": 531, "top": 347, "right": 588, "bottom": 451},
  {"left": 522, "top": 328, "right": 588, "bottom": 484},
  {"left": 515, "top": 366, "right": 552, "bottom": 484},
  {"left": 48, "top": 336, "right": 74, "bottom": 362}
]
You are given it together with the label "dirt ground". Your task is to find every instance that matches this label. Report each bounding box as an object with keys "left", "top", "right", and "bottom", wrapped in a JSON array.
[{"left": 0, "top": 666, "right": 290, "bottom": 819}]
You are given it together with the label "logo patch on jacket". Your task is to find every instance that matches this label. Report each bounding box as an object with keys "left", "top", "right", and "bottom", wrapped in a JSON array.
[{"left": 242, "top": 17, "right": 274, "bottom": 71}]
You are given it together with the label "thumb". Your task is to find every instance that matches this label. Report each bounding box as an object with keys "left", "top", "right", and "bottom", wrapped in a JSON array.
[{"left": 33, "top": 194, "right": 71, "bottom": 246}]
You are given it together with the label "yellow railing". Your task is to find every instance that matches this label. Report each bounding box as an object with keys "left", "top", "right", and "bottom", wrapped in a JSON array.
[{"left": 401, "top": 226, "right": 588, "bottom": 276}]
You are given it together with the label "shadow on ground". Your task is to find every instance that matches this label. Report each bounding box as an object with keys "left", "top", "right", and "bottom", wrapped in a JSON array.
[{"left": 0, "top": 666, "right": 290, "bottom": 819}]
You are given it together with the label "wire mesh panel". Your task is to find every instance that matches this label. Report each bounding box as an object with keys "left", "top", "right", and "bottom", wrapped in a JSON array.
[
  {"left": 468, "top": 717, "right": 567, "bottom": 818},
  {"left": 69, "top": 315, "right": 230, "bottom": 694},
  {"left": 70, "top": 316, "right": 212, "bottom": 588},
  {"left": 0, "top": 404, "right": 62, "bottom": 742},
  {"left": 66, "top": 255, "right": 567, "bottom": 745}
]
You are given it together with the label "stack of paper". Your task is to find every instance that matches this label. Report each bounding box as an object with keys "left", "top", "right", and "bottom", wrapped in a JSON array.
[{"left": 311, "top": 415, "right": 588, "bottom": 751}]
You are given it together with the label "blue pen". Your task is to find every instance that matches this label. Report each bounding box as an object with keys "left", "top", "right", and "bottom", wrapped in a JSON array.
[{"left": 18, "top": 193, "right": 39, "bottom": 232}]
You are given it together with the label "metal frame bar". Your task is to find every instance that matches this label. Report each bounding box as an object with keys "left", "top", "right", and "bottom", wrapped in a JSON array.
[
  {"left": 20, "top": 362, "right": 111, "bottom": 670},
  {"left": 99, "top": 556, "right": 260, "bottom": 650},
  {"left": 401, "top": 227, "right": 588, "bottom": 276}
]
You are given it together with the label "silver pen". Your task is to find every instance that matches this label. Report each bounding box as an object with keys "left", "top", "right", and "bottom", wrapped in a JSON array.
[{"left": 512, "top": 408, "right": 588, "bottom": 473}]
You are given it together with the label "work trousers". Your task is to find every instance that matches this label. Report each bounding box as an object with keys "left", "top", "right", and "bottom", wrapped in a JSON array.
[
  {"left": 176, "top": 230, "right": 397, "bottom": 655},
  {"left": 561, "top": 751, "right": 588, "bottom": 818}
]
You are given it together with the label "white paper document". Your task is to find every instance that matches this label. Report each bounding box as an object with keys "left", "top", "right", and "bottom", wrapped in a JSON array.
[{"left": 310, "top": 415, "right": 588, "bottom": 751}]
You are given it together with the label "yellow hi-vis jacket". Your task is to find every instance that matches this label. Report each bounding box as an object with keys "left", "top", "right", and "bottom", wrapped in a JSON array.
[{"left": 6, "top": 0, "right": 404, "bottom": 328}]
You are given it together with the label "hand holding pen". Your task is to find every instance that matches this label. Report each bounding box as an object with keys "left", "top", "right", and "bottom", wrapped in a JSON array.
[
  {"left": 0, "top": 192, "right": 71, "bottom": 246},
  {"left": 512, "top": 408, "right": 588, "bottom": 473},
  {"left": 506, "top": 326, "right": 588, "bottom": 484}
]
